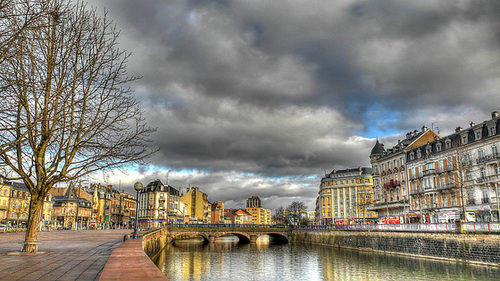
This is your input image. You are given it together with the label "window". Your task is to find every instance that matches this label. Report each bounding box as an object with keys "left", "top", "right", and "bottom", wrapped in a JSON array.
[
  {"left": 466, "top": 171, "right": 472, "bottom": 181},
  {"left": 436, "top": 142, "right": 442, "bottom": 152},
  {"left": 445, "top": 139, "right": 452, "bottom": 149},
  {"left": 462, "top": 134, "right": 468, "bottom": 145},
  {"left": 493, "top": 145, "right": 498, "bottom": 157},
  {"left": 475, "top": 130, "right": 482, "bottom": 141},
  {"left": 489, "top": 126, "right": 496, "bottom": 137}
]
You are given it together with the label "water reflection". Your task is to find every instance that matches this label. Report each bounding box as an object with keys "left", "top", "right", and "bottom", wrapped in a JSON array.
[{"left": 159, "top": 235, "right": 500, "bottom": 281}]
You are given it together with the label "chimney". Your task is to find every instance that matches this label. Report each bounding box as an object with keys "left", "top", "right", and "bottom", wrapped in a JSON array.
[
  {"left": 422, "top": 125, "right": 428, "bottom": 132},
  {"left": 107, "top": 185, "right": 113, "bottom": 190},
  {"left": 470, "top": 122, "right": 475, "bottom": 127},
  {"left": 187, "top": 187, "right": 190, "bottom": 192},
  {"left": 455, "top": 126, "right": 462, "bottom": 133},
  {"left": 492, "top": 111, "right": 499, "bottom": 119}
]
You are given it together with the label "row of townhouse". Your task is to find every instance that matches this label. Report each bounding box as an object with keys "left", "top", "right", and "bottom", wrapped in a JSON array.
[
  {"left": 0, "top": 179, "right": 136, "bottom": 230},
  {"left": 0, "top": 181, "right": 53, "bottom": 229},
  {"left": 370, "top": 111, "right": 500, "bottom": 223},
  {"left": 137, "top": 180, "right": 273, "bottom": 228},
  {"left": 49, "top": 183, "right": 137, "bottom": 230}
]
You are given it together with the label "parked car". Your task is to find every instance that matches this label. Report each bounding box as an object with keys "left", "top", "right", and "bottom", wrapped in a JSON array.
[{"left": 0, "top": 224, "right": 7, "bottom": 233}]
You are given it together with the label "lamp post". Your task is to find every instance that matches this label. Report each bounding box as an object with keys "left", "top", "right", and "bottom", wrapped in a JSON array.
[{"left": 133, "top": 182, "right": 143, "bottom": 239}]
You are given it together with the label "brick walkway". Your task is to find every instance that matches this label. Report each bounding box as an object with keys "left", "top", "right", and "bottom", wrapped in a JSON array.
[{"left": 0, "top": 229, "right": 131, "bottom": 281}]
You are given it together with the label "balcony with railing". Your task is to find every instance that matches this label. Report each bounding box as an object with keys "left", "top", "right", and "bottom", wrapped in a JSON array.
[
  {"left": 383, "top": 180, "right": 400, "bottom": 188},
  {"left": 475, "top": 177, "right": 488, "bottom": 184},
  {"left": 423, "top": 202, "right": 439, "bottom": 210},
  {"left": 436, "top": 182, "right": 456, "bottom": 190},
  {"left": 477, "top": 153, "right": 500, "bottom": 164},
  {"left": 410, "top": 188, "right": 423, "bottom": 195},
  {"left": 436, "top": 165, "right": 454, "bottom": 173},
  {"left": 422, "top": 169, "right": 435, "bottom": 176}
]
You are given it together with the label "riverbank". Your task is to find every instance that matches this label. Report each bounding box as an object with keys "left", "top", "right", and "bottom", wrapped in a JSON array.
[{"left": 291, "top": 230, "right": 500, "bottom": 267}]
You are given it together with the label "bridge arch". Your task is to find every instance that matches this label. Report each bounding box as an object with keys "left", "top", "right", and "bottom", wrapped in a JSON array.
[
  {"left": 169, "top": 232, "right": 210, "bottom": 245},
  {"left": 260, "top": 232, "right": 289, "bottom": 244},
  {"left": 218, "top": 232, "right": 251, "bottom": 244}
]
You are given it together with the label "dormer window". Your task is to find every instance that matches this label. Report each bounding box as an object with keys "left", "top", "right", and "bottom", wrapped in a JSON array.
[
  {"left": 474, "top": 128, "right": 482, "bottom": 141},
  {"left": 436, "top": 142, "right": 442, "bottom": 152},
  {"left": 461, "top": 134, "right": 468, "bottom": 145},
  {"left": 486, "top": 120, "right": 496, "bottom": 137},
  {"left": 445, "top": 138, "right": 451, "bottom": 149}
]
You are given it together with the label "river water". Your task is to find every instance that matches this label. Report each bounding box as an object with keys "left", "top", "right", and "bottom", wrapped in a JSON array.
[{"left": 157, "top": 235, "right": 500, "bottom": 281}]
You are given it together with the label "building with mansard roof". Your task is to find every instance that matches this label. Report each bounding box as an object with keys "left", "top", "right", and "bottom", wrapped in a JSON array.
[
  {"left": 405, "top": 111, "right": 500, "bottom": 223},
  {"left": 52, "top": 183, "right": 92, "bottom": 229},
  {"left": 138, "top": 179, "right": 185, "bottom": 228},
  {"left": 369, "top": 126, "right": 439, "bottom": 224},
  {"left": 317, "top": 167, "right": 376, "bottom": 224}
]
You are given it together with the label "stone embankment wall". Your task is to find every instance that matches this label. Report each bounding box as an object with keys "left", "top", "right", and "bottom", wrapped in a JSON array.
[
  {"left": 291, "top": 230, "right": 500, "bottom": 266},
  {"left": 142, "top": 228, "right": 169, "bottom": 264}
]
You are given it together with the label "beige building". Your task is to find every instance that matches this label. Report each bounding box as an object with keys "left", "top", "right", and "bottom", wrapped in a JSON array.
[
  {"left": 317, "top": 167, "right": 376, "bottom": 224},
  {"left": 406, "top": 111, "right": 500, "bottom": 223},
  {"left": 180, "top": 187, "right": 210, "bottom": 223},
  {"left": 8, "top": 182, "right": 31, "bottom": 228},
  {"left": 0, "top": 180, "right": 11, "bottom": 224},
  {"left": 138, "top": 179, "right": 185, "bottom": 228},
  {"left": 370, "top": 127, "right": 439, "bottom": 223}
]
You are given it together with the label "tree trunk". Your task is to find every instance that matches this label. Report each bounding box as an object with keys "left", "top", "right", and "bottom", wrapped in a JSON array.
[{"left": 22, "top": 193, "right": 43, "bottom": 253}]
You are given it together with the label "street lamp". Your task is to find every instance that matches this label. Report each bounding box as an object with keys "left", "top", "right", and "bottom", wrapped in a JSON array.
[{"left": 133, "top": 182, "right": 143, "bottom": 239}]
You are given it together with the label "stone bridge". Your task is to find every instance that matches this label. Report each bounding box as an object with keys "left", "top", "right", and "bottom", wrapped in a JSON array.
[{"left": 164, "top": 225, "right": 292, "bottom": 244}]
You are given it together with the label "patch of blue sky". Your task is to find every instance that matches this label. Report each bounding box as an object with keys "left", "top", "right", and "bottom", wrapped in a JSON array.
[{"left": 350, "top": 101, "right": 402, "bottom": 139}]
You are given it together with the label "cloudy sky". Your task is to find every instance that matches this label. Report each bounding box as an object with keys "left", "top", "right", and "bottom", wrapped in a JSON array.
[{"left": 86, "top": 0, "right": 500, "bottom": 212}]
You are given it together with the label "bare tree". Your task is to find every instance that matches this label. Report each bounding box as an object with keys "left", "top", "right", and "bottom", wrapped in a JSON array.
[
  {"left": 273, "top": 206, "right": 288, "bottom": 225},
  {"left": 286, "top": 201, "right": 307, "bottom": 225},
  {"left": 0, "top": 0, "right": 156, "bottom": 252}
]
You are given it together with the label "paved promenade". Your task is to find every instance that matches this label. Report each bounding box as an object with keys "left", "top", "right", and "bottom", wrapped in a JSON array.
[{"left": 0, "top": 229, "right": 132, "bottom": 281}]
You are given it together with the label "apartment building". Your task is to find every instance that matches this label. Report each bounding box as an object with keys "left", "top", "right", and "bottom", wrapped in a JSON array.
[
  {"left": 138, "top": 179, "right": 184, "bottom": 228},
  {"left": 245, "top": 196, "right": 271, "bottom": 225},
  {"left": 317, "top": 167, "right": 376, "bottom": 224},
  {"left": 405, "top": 111, "right": 500, "bottom": 223},
  {"left": 369, "top": 127, "right": 439, "bottom": 223},
  {"left": 180, "top": 187, "right": 211, "bottom": 223}
]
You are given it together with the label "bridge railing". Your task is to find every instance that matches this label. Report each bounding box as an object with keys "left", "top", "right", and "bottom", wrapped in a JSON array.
[
  {"left": 168, "top": 224, "right": 290, "bottom": 229},
  {"left": 294, "top": 222, "right": 500, "bottom": 234}
]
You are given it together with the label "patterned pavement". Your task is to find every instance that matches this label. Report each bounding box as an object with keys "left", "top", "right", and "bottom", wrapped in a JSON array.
[{"left": 0, "top": 229, "right": 132, "bottom": 281}]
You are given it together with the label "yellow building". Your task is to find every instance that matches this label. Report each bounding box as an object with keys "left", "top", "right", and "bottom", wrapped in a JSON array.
[
  {"left": 0, "top": 180, "right": 11, "bottom": 224},
  {"left": 8, "top": 182, "right": 31, "bottom": 228},
  {"left": 180, "top": 187, "right": 210, "bottom": 223},
  {"left": 245, "top": 207, "right": 271, "bottom": 225},
  {"left": 317, "top": 167, "right": 376, "bottom": 224}
]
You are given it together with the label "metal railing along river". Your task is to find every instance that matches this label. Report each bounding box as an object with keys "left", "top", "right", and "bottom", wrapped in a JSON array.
[
  {"left": 294, "top": 221, "right": 500, "bottom": 233},
  {"left": 167, "top": 222, "right": 500, "bottom": 234}
]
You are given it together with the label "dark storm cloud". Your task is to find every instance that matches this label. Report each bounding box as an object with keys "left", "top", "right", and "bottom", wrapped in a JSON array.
[{"left": 87, "top": 0, "right": 500, "bottom": 211}]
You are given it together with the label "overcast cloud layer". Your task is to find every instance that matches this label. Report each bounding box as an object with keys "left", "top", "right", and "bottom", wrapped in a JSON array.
[{"left": 86, "top": 0, "right": 500, "bottom": 212}]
